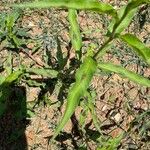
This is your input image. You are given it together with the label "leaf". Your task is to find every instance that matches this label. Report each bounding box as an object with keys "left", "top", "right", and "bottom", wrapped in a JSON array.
[
  {"left": 0, "top": 76, "right": 5, "bottom": 85},
  {"left": 79, "top": 103, "right": 88, "bottom": 129},
  {"left": 0, "top": 69, "right": 24, "bottom": 116},
  {"left": 0, "top": 13, "right": 7, "bottom": 34},
  {"left": 97, "top": 133, "right": 124, "bottom": 150},
  {"left": 68, "top": 9, "right": 82, "bottom": 54},
  {"left": 26, "top": 68, "right": 58, "bottom": 78},
  {"left": 4, "top": 51, "right": 13, "bottom": 75},
  {"left": 108, "top": 0, "right": 150, "bottom": 35},
  {"left": 3, "top": 70, "right": 24, "bottom": 86},
  {"left": 98, "top": 62, "right": 150, "bottom": 87},
  {"left": 51, "top": 56, "right": 97, "bottom": 141},
  {"left": 86, "top": 91, "right": 102, "bottom": 134},
  {"left": 16, "top": 28, "right": 30, "bottom": 37},
  {"left": 120, "top": 33, "right": 150, "bottom": 65},
  {"left": 11, "top": 0, "right": 117, "bottom": 18},
  {"left": 126, "top": 0, "right": 150, "bottom": 10},
  {"left": 139, "top": 121, "right": 150, "bottom": 136},
  {"left": 6, "top": 10, "right": 20, "bottom": 34},
  {"left": 108, "top": 5, "right": 136, "bottom": 35},
  {"left": 12, "top": 35, "right": 23, "bottom": 47},
  {"left": 56, "top": 37, "right": 66, "bottom": 70},
  {"left": 26, "top": 79, "right": 46, "bottom": 87}
]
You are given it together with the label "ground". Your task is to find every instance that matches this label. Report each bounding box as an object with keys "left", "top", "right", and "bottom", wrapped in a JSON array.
[{"left": 0, "top": 0, "right": 150, "bottom": 150}]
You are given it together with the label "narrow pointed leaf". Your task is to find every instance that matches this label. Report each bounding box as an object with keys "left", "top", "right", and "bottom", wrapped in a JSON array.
[
  {"left": 68, "top": 9, "right": 82, "bottom": 53},
  {"left": 26, "top": 68, "right": 58, "bottom": 78},
  {"left": 3, "top": 70, "right": 24, "bottom": 86},
  {"left": 11, "top": 0, "right": 117, "bottom": 17},
  {"left": 126, "top": 0, "right": 150, "bottom": 11},
  {"left": 56, "top": 37, "right": 66, "bottom": 70},
  {"left": 98, "top": 62, "right": 150, "bottom": 87},
  {"left": 86, "top": 91, "right": 102, "bottom": 134},
  {"left": 108, "top": 0, "right": 150, "bottom": 35},
  {"left": 108, "top": 5, "right": 137, "bottom": 35},
  {"left": 120, "top": 33, "right": 150, "bottom": 65},
  {"left": 51, "top": 56, "right": 97, "bottom": 141},
  {"left": 6, "top": 10, "right": 20, "bottom": 32}
]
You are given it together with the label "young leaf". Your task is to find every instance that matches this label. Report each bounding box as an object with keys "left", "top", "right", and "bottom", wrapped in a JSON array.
[
  {"left": 108, "top": 5, "right": 137, "bottom": 35},
  {"left": 26, "top": 68, "right": 58, "bottom": 78},
  {"left": 97, "top": 133, "right": 124, "bottom": 150},
  {"left": 4, "top": 51, "right": 13, "bottom": 75},
  {"left": 86, "top": 91, "right": 102, "bottom": 134},
  {"left": 56, "top": 37, "right": 66, "bottom": 70},
  {"left": 51, "top": 56, "right": 97, "bottom": 141},
  {"left": 98, "top": 62, "right": 150, "bottom": 87},
  {"left": 6, "top": 10, "right": 20, "bottom": 34},
  {"left": 120, "top": 33, "right": 150, "bottom": 65},
  {"left": 68, "top": 9, "right": 82, "bottom": 54},
  {"left": 11, "top": 0, "right": 117, "bottom": 18},
  {"left": 3, "top": 69, "right": 24, "bottom": 85},
  {"left": 126, "top": 0, "right": 150, "bottom": 11},
  {"left": 108, "top": 0, "right": 150, "bottom": 35}
]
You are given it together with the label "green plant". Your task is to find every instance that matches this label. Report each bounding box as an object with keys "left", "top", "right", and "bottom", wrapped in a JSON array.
[
  {"left": 97, "top": 133, "right": 124, "bottom": 150},
  {"left": 0, "top": 61, "right": 58, "bottom": 116},
  {"left": 0, "top": 9, "right": 29, "bottom": 50},
  {"left": 6, "top": 0, "right": 150, "bottom": 147},
  {"left": 0, "top": 68, "right": 24, "bottom": 116}
]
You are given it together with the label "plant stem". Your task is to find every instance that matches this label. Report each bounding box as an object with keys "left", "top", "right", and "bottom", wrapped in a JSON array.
[
  {"left": 93, "top": 37, "right": 112, "bottom": 59},
  {"left": 93, "top": 1, "right": 136, "bottom": 60}
]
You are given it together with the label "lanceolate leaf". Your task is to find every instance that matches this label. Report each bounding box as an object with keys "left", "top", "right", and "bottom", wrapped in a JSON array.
[
  {"left": 26, "top": 68, "right": 58, "bottom": 78},
  {"left": 120, "top": 33, "right": 150, "bottom": 65},
  {"left": 108, "top": 4, "right": 137, "bottom": 35},
  {"left": 108, "top": 0, "right": 150, "bottom": 35},
  {"left": 68, "top": 9, "right": 82, "bottom": 53},
  {"left": 3, "top": 70, "right": 24, "bottom": 86},
  {"left": 6, "top": 10, "right": 20, "bottom": 33},
  {"left": 51, "top": 56, "right": 97, "bottom": 141},
  {"left": 11, "top": 0, "right": 117, "bottom": 17},
  {"left": 98, "top": 62, "right": 150, "bottom": 87},
  {"left": 126, "top": 0, "right": 150, "bottom": 12},
  {"left": 86, "top": 91, "right": 102, "bottom": 134}
]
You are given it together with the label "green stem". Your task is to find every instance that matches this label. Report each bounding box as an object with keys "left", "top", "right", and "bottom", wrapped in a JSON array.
[
  {"left": 93, "top": 37, "right": 112, "bottom": 59},
  {"left": 93, "top": 1, "right": 137, "bottom": 60},
  {"left": 93, "top": 5, "right": 131, "bottom": 60}
]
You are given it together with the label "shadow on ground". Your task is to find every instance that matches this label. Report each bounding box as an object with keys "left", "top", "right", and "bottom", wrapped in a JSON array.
[{"left": 0, "top": 86, "right": 29, "bottom": 150}]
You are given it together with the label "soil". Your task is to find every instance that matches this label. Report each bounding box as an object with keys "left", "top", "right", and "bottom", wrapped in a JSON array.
[{"left": 0, "top": 0, "right": 150, "bottom": 150}]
